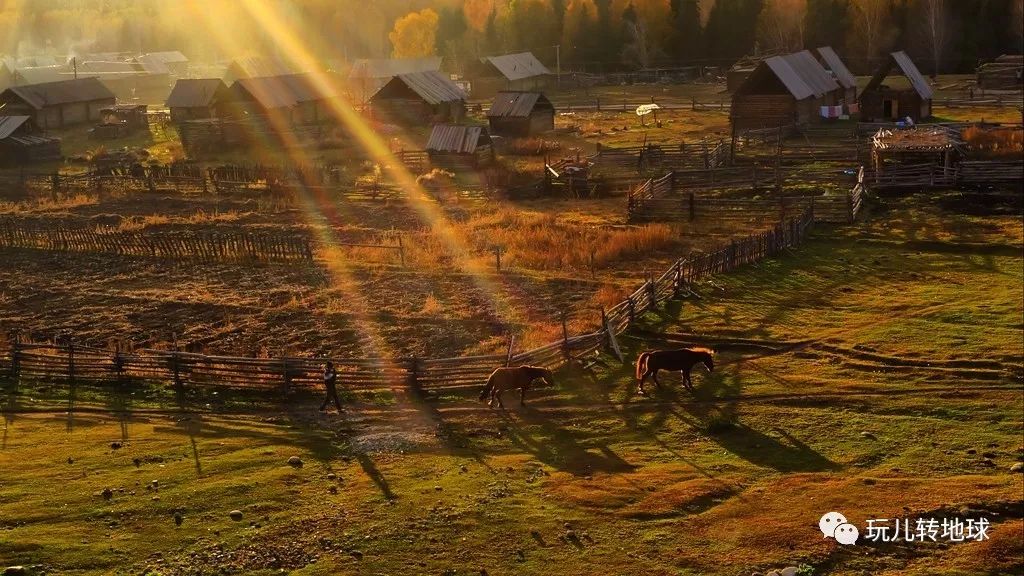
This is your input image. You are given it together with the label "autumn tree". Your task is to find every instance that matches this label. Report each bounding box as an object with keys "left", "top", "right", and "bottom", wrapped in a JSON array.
[
  {"left": 671, "top": 0, "right": 704, "bottom": 62},
  {"left": 756, "top": 0, "right": 807, "bottom": 52},
  {"left": 561, "top": 0, "right": 599, "bottom": 62},
  {"left": 847, "top": 0, "right": 891, "bottom": 69},
  {"left": 389, "top": 8, "right": 440, "bottom": 58}
]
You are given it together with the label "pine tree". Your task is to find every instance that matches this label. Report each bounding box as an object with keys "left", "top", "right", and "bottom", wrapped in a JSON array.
[{"left": 671, "top": 0, "right": 704, "bottom": 62}]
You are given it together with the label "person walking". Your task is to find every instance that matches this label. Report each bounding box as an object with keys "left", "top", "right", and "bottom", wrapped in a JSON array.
[{"left": 320, "top": 361, "right": 342, "bottom": 412}]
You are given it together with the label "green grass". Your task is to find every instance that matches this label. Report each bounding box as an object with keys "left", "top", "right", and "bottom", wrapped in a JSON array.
[{"left": 1, "top": 195, "right": 1021, "bottom": 575}]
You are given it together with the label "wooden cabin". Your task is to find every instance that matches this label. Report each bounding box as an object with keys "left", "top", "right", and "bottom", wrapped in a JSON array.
[
  {"left": 218, "top": 73, "right": 333, "bottom": 126},
  {"left": 137, "top": 51, "right": 190, "bottom": 77},
  {"left": 976, "top": 55, "right": 1023, "bottom": 90},
  {"left": 223, "top": 56, "right": 294, "bottom": 85},
  {"left": 816, "top": 46, "right": 857, "bottom": 105},
  {"left": 348, "top": 57, "right": 441, "bottom": 103},
  {"left": 487, "top": 92, "right": 555, "bottom": 137},
  {"left": 166, "top": 78, "right": 228, "bottom": 123},
  {"left": 730, "top": 50, "right": 840, "bottom": 131},
  {"left": 860, "top": 51, "right": 933, "bottom": 123},
  {"left": 0, "top": 77, "right": 115, "bottom": 129},
  {"left": 470, "top": 52, "right": 550, "bottom": 98},
  {"left": 0, "top": 115, "right": 62, "bottom": 163},
  {"left": 426, "top": 124, "right": 493, "bottom": 169},
  {"left": 369, "top": 71, "right": 466, "bottom": 125}
]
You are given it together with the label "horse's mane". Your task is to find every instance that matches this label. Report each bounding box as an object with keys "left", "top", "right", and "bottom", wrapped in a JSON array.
[{"left": 688, "top": 347, "right": 715, "bottom": 355}]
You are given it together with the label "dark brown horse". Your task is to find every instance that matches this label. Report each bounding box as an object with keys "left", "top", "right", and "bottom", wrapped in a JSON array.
[
  {"left": 635, "top": 347, "right": 715, "bottom": 395},
  {"left": 479, "top": 365, "right": 555, "bottom": 409}
]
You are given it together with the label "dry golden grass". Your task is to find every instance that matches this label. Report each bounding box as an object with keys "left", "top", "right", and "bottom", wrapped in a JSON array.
[
  {"left": 0, "top": 193, "right": 98, "bottom": 214},
  {"left": 963, "top": 125, "right": 1024, "bottom": 158}
]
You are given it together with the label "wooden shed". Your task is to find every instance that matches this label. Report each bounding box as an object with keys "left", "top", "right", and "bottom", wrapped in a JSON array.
[
  {"left": 166, "top": 78, "right": 228, "bottom": 123},
  {"left": 730, "top": 51, "right": 840, "bottom": 131},
  {"left": 218, "top": 73, "right": 334, "bottom": 126},
  {"left": 348, "top": 56, "right": 441, "bottom": 103},
  {"left": 136, "top": 51, "right": 190, "bottom": 77},
  {"left": 0, "top": 115, "right": 62, "bottom": 163},
  {"left": 860, "top": 51, "right": 933, "bottom": 123},
  {"left": 369, "top": 71, "right": 466, "bottom": 125},
  {"left": 0, "top": 77, "right": 115, "bottom": 129},
  {"left": 470, "top": 52, "right": 551, "bottom": 97},
  {"left": 816, "top": 46, "right": 857, "bottom": 104},
  {"left": 426, "top": 124, "right": 493, "bottom": 169},
  {"left": 487, "top": 92, "right": 555, "bottom": 137},
  {"left": 976, "top": 55, "right": 1023, "bottom": 90}
]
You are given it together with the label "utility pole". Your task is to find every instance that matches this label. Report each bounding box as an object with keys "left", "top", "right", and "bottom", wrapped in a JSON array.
[{"left": 553, "top": 45, "right": 561, "bottom": 88}]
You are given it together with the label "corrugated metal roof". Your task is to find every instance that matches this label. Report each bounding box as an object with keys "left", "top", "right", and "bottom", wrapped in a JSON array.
[
  {"left": 349, "top": 57, "right": 441, "bottom": 79},
  {"left": 226, "top": 56, "right": 294, "bottom": 80},
  {"left": 166, "top": 78, "right": 227, "bottom": 108},
  {"left": 816, "top": 46, "right": 856, "bottom": 89},
  {"left": 136, "top": 54, "right": 171, "bottom": 75},
  {"left": 0, "top": 115, "right": 31, "bottom": 139},
  {"left": 762, "top": 51, "right": 838, "bottom": 100},
  {"left": 482, "top": 52, "right": 550, "bottom": 81},
  {"left": 891, "top": 51, "right": 933, "bottom": 99},
  {"left": 13, "top": 66, "right": 68, "bottom": 85},
  {"left": 144, "top": 51, "right": 188, "bottom": 64},
  {"left": 229, "top": 73, "right": 334, "bottom": 110},
  {"left": 426, "top": 124, "right": 488, "bottom": 153},
  {"left": 487, "top": 91, "right": 552, "bottom": 118},
  {"left": 78, "top": 60, "right": 139, "bottom": 74},
  {"left": 3, "top": 77, "right": 115, "bottom": 109},
  {"left": 378, "top": 70, "right": 466, "bottom": 105},
  {"left": 864, "top": 51, "right": 934, "bottom": 100}
]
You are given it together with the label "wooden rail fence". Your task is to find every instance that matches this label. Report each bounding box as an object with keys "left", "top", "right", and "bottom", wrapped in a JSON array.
[
  {"left": 0, "top": 208, "right": 815, "bottom": 394},
  {"left": 0, "top": 218, "right": 314, "bottom": 262},
  {"left": 627, "top": 170, "right": 862, "bottom": 224}
]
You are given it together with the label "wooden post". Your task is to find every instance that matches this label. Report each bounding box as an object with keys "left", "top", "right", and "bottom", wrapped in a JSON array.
[
  {"left": 627, "top": 295, "right": 636, "bottom": 324},
  {"left": 600, "top": 307, "right": 624, "bottom": 363},
  {"left": 397, "top": 235, "right": 406, "bottom": 267},
  {"left": 505, "top": 336, "right": 515, "bottom": 367},
  {"left": 561, "top": 312, "right": 570, "bottom": 361},
  {"left": 408, "top": 357, "right": 421, "bottom": 395},
  {"left": 493, "top": 246, "right": 503, "bottom": 272},
  {"left": 10, "top": 331, "right": 21, "bottom": 381},
  {"left": 114, "top": 341, "right": 124, "bottom": 386},
  {"left": 673, "top": 260, "right": 682, "bottom": 298},
  {"left": 689, "top": 192, "right": 696, "bottom": 221},
  {"left": 589, "top": 249, "right": 596, "bottom": 279},
  {"left": 282, "top": 356, "right": 291, "bottom": 393},
  {"left": 66, "top": 332, "right": 75, "bottom": 386},
  {"left": 171, "top": 332, "right": 181, "bottom": 388}
]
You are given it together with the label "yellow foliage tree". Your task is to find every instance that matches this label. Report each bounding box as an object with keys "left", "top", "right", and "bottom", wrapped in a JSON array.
[{"left": 389, "top": 8, "right": 440, "bottom": 59}]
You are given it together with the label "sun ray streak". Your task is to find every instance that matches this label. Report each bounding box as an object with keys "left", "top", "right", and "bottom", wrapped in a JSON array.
[{"left": 237, "top": 0, "right": 523, "bottom": 338}]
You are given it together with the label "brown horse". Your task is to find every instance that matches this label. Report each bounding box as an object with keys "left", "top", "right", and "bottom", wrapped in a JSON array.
[
  {"left": 635, "top": 347, "right": 715, "bottom": 395},
  {"left": 479, "top": 365, "right": 555, "bottom": 409}
]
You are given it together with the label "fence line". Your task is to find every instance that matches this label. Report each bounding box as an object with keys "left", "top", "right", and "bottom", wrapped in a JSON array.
[
  {"left": 0, "top": 208, "right": 815, "bottom": 394},
  {"left": 626, "top": 169, "right": 862, "bottom": 224}
]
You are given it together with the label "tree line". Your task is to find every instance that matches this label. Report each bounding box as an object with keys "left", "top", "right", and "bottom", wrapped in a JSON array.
[{"left": 1, "top": 0, "right": 1021, "bottom": 75}]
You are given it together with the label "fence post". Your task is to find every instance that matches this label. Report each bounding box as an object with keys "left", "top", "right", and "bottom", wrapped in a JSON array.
[
  {"left": 689, "top": 192, "right": 696, "bottom": 221},
  {"left": 601, "top": 307, "right": 624, "bottom": 363},
  {"left": 171, "top": 333, "right": 182, "bottom": 388},
  {"left": 408, "top": 357, "right": 421, "bottom": 395},
  {"left": 397, "top": 235, "right": 406, "bottom": 267},
  {"left": 505, "top": 336, "right": 515, "bottom": 367},
  {"left": 66, "top": 332, "right": 75, "bottom": 387},
  {"left": 10, "top": 331, "right": 21, "bottom": 381},
  {"left": 627, "top": 295, "right": 636, "bottom": 324},
  {"left": 114, "top": 341, "right": 124, "bottom": 386},
  {"left": 493, "top": 246, "right": 503, "bottom": 272},
  {"left": 673, "top": 260, "right": 682, "bottom": 298},
  {"left": 282, "top": 356, "right": 291, "bottom": 394},
  {"left": 647, "top": 274, "right": 657, "bottom": 309},
  {"left": 561, "top": 312, "right": 570, "bottom": 361}
]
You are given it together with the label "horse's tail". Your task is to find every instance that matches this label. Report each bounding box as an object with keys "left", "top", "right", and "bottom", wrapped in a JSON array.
[
  {"left": 479, "top": 372, "right": 496, "bottom": 401},
  {"left": 635, "top": 352, "right": 651, "bottom": 381}
]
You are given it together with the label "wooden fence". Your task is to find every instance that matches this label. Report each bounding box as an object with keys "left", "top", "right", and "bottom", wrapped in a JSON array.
[
  {"left": 0, "top": 218, "right": 314, "bottom": 262},
  {"left": 590, "top": 140, "right": 730, "bottom": 173},
  {"left": 0, "top": 208, "right": 815, "bottom": 394},
  {"left": 626, "top": 169, "right": 862, "bottom": 224}
]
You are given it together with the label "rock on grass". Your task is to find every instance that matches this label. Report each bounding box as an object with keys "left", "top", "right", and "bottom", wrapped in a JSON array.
[
  {"left": 229, "top": 510, "right": 243, "bottom": 521},
  {"left": 287, "top": 456, "right": 303, "bottom": 468}
]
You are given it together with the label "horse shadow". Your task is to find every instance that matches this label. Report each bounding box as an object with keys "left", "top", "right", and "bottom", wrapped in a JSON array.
[
  {"left": 498, "top": 404, "right": 637, "bottom": 477},
  {"left": 669, "top": 363, "right": 839, "bottom": 473}
]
